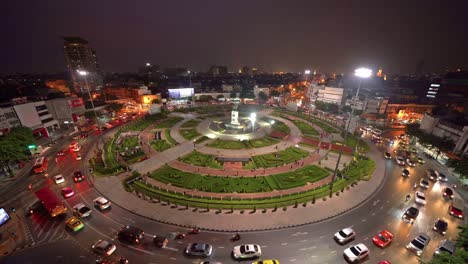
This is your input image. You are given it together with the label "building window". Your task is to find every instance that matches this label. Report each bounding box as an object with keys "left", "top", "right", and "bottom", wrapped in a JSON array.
[
  {"left": 41, "top": 117, "right": 53, "bottom": 124},
  {"left": 38, "top": 111, "right": 49, "bottom": 117},
  {"left": 35, "top": 105, "right": 47, "bottom": 111}
]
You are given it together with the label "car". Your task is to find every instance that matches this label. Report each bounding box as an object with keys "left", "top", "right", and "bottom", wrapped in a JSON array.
[
  {"left": 54, "top": 174, "right": 65, "bottom": 184},
  {"left": 417, "top": 157, "right": 425, "bottom": 164},
  {"left": 118, "top": 225, "right": 144, "bottom": 244},
  {"left": 61, "top": 187, "right": 75, "bottom": 198},
  {"left": 426, "top": 169, "right": 438, "bottom": 181},
  {"left": 437, "top": 172, "right": 448, "bottom": 182},
  {"left": 94, "top": 197, "right": 111, "bottom": 210},
  {"left": 185, "top": 243, "right": 213, "bottom": 257},
  {"left": 402, "top": 207, "right": 419, "bottom": 224},
  {"left": 401, "top": 169, "right": 410, "bottom": 177},
  {"left": 395, "top": 156, "right": 405, "bottom": 166},
  {"left": 343, "top": 243, "right": 369, "bottom": 262},
  {"left": 65, "top": 216, "right": 84, "bottom": 232},
  {"left": 252, "top": 260, "right": 280, "bottom": 264},
  {"left": 72, "top": 145, "right": 81, "bottom": 152},
  {"left": 406, "top": 233, "right": 430, "bottom": 256},
  {"left": 372, "top": 230, "right": 394, "bottom": 248},
  {"left": 75, "top": 154, "right": 82, "bottom": 160},
  {"left": 232, "top": 244, "right": 262, "bottom": 259},
  {"left": 433, "top": 239, "right": 455, "bottom": 256},
  {"left": 414, "top": 191, "right": 426, "bottom": 205},
  {"left": 448, "top": 204, "right": 463, "bottom": 219},
  {"left": 419, "top": 178, "right": 430, "bottom": 189},
  {"left": 409, "top": 147, "right": 418, "bottom": 153},
  {"left": 443, "top": 188, "right": 454, "bottom": 199},
  {"left": 92, "top": 240, "right": 116, "bottom": 256},
  {"left": 378, "top": 261, "right": 391, "bottom": 264},
  {"left": 73, "top": 171, "right": 84, "bottom": 182},
  {"left": 334, "top": 227, "right": 356, "bottom": 244},
  {"left": 69, "top": 142, "right": 78, "bottom": 149},
  {"left": 73, "top": 203, "right": 92, "bottom": 218},
  {"left": 433, "top": 219, "right": 448, "bottom": 235},
  {"left": 384, "top": 152, "right": 392, "bottom": 159},
  {"left": 406, "top": 159, "right": 416, "bottom": 167}
]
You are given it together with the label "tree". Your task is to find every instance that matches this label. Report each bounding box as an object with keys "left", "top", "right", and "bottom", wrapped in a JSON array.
[
  {"left": 197, "top": 95, "right": 214, "bottom": 102},
  {"left": 446, "top": 157, "right": 468, "bottom": 180},
  {"left": 216, "top": 94, "right": 224, "bottom": 99},
  {"left": 152, "top": 98, "right": 161, "bottom": 104},
  {"left": 428, "top": 250, "right": 468, "bottom": 264},
  {"left": 0, "top": 127, "right": 36, "bottom": 174},
  {"left": 107, "top": 102, "right": 124, "bottom": 113},
  {"left": 270, "top": 90, "right": 280, "bottom": 97},
  {"left": 257, "top": 91, "right": 268, "bottom": 104},
  {"left": 456, "top": 224, "right": 468, "bottom": 250}
]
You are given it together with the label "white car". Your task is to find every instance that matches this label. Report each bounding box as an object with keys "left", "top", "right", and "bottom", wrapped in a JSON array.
[
  {"left": 232, "top": 244, "right": 261, "bottom": 259},
  {"left": 92, "top": 239, "right": 116, "bottom": 256},
  {"left": 395, "top": 156, "right": 405, "bottom": 166},
  {"left": 93, "top": 197, "right": 111, "bottom": 210},
  {"left": 406, "top": 233, "right": 430, "bottom": 256},
  {"left": 343, "top": 243, "right": 369, "bottom": 262},
  {"left": 334, "top": 227, "right": 355, "bottom": 244},
  {"left": 414, "top": 191, "right": 426, "bottom": 205},
  {"left": 73, "top": 203, "right": 92, "bottom": 218},
  {"left": 54, "top": 174, "right": 65, "bottom": 184}
]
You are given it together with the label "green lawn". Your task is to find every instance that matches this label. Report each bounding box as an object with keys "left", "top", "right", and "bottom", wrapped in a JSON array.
[
  {"left": 293, "top": 120, "right": 319, "bottom": 136},
  {"left": 334, "top": 134, "right": 370, "bottom": 153},
  {"left": 150, "top": 140, "right": 172, "bottom": 152},
  {"left": 276, "top": 110, "right": 339, "bottom": 134},
  {"left": 194, "top": 136, "right": 209, "bottom": 144},
  {"left": 245, "top": 147, "right": 309, "bottom": 169},
  {"left": 342, "top": 158, "right": 375, "bottom": 181},
  {"left": 180, "top": 151, "right": 223, "bottom": 169},
  {"left": 116, "top": 136, "right": 139, "bottom": 152},
  {"left": 208, "top": 137, "right": 279, "bottom": 149},
  {"left": 149, "top": 165, "right": 329, "bottom": 193},
  {"left": 181, "top": 119, "right": 201, "bottom": 128},
  {"left": 155, "top": 117, "right": 183, "bottom": 128},
  {"left": 180, "top": 128, "right": 201, "bottom": 140},
  {"left": 308, "top": 118, "right": 339, "bottom": 133},
  {"left": 164, "top": 129, "right": 177, "bottom": 145}
]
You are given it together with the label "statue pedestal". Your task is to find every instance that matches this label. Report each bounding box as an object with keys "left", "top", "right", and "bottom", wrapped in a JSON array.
[{"left": 231, "top": 111, "right": 239, "bottom": 125}]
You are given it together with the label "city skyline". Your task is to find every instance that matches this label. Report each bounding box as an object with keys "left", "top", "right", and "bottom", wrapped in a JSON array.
[{"left": 3, "top": 0, "right": 468, "bottom": 75}]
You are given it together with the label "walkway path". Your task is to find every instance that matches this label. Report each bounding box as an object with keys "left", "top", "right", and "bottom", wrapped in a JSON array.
[{"left": 170, "top": 152, "right": 323, "bottom": 177}]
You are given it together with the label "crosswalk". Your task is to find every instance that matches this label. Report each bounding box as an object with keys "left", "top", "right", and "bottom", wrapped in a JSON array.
[{"left": 26, "top": 211, "right": 69, "bottom": 245}]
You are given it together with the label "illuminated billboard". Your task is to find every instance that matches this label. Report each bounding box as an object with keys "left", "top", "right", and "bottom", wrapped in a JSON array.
[
  {"left": 0, "top": 208, "right": 10, "bottom": 226},
  {"left": 168, "top": 88, "right": 194, "bottom": 99}
]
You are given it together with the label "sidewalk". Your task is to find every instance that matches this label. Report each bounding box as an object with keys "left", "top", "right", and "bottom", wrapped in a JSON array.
[{"left": 94, "top": 138, "right": 386, "bottom": 231}]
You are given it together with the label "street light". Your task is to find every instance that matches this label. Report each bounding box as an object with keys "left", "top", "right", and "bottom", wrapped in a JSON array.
[
  {"left": 77, "top": 70, "right": 103, "bottom": 151},
  {"left": 187, "top": 70, "right": 192, "bottom": 87},
  {"left": 329, "top": 67, "right": 372, "bottom": 197}
]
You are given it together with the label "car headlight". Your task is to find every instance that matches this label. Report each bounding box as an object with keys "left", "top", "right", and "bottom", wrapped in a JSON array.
[
  {"left": 459, "top": 215, "right": 463, "bottom": 218},
  {"left": 417, "top": 250, "right": 422, "bottom": 256},
  {"left": 442, "top": 231, "right": 446, "bottom": 234},
  {"left": 406, "top": 245, "right": 410, "bottom": 249},
  {"left": 433, "top": 226, "right": 437, "bottom": 230}
]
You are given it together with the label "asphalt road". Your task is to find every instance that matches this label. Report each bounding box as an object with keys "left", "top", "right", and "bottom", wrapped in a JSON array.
[{"left": 1, "top": 130, "right": 467, "bottom": 264}]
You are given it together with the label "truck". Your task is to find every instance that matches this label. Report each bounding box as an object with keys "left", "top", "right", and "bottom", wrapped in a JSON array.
[{"left": 35, "top": 187, "right": 67, "bottom": 217}]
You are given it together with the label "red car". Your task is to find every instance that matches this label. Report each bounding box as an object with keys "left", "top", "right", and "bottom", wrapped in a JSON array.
[
  {"left": 61, "top": 187, "right": 75, "bottom": 198},
  {"left": 372, "top": 230, "right": 394, "bottom": 248},
  {"left": 449, "top": 204, "right": 463, "bottom": 219},
  {"left": 379, "top": 261, "right": 391, "bottom": 264}
]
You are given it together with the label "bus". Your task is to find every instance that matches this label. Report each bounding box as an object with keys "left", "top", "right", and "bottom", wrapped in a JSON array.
[
  {"left": 35, "top": 187, "right": 67, "bottom": 217},
  {"left": 33, "top": 157, "right": 48, "bottom": 174}
]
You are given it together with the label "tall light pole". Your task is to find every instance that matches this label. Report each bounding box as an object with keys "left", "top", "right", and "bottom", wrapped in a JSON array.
[
  {"left": 77, "top": 70, "right": 103, "bottom": 150},
  {"left": 329, "top": 67, "right": 372, "bottom": 197},
  {"left": 187, "top": 70, "right": 192, "bottom": 87}
]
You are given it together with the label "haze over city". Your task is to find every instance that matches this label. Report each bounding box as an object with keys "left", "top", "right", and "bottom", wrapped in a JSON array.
[{"left": 3, "top": 0, "right": 468, "bottom": 74}]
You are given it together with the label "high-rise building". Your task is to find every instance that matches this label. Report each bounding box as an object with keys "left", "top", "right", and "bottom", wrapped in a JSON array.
[{"left": 62, "top": 36, "right": 102, "bottom": 93}]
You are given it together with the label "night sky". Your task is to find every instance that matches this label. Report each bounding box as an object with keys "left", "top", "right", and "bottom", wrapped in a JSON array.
[{"left": 3, "top": 0, "right": 468, "bottom": 74}]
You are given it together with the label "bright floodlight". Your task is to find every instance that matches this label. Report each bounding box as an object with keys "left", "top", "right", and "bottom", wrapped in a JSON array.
[
  {"left": 304, "top": 69, "right": 311, "bottom": 75},
  {"left": 354, "top": 67, "right": 372, "bottom": 78},
  {"left": 77, "top": 70, "right": 88, "bottom": 76},
  {"left": 250, "top": 113, "right": 256, "bottom": 119},
  {"left": 146, "top": 62, "right": 151, "bottom": 66}
]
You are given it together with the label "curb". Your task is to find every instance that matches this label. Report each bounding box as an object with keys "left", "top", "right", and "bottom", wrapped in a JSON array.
[{"left": 2, "top": 242, "right": 36, "bottom": 256}]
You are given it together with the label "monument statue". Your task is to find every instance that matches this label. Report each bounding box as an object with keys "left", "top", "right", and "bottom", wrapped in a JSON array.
[{"left": 231, "top": 99, "right": 240, "bottom": 125}]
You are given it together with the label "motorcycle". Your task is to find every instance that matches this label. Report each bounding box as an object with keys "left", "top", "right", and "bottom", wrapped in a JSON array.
[
  {"left": 119, "top": 257, "right": 129, "bottom": 264},
  {"left": 230, "top": 233, "right": 241, "bottom": 242},
  {"left": 188, "top": 228, "right": 200, "bottom": 235},
  {"left": 175, "top": 232, "right": 186, "bottom": 239}
]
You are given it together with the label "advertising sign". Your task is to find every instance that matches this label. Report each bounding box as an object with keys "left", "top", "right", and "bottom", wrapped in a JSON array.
[
  {"left": 68, "top": 98, "right": 84, "bottom": 108},
  {"left": 168, "top": 88, "right": 194, "bottom": 99},
  {"left": 0, "top": 208, "right": 11, "bottom": 226}
]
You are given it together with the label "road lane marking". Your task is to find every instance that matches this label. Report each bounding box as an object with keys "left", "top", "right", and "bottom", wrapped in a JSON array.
[
  {"left": 289, "top": 259, "right": 296, "bottom": 262},
  {"left": 330, "top": 250, "right": 336, "bottom": 253},
  {"left": 300, "top": 239, "right": 308, "bottom": 242},
  {"left": 281, "top": 243, "right": 288, "bottom": 246},
  {"left": 361, "top": 219, "right": 367, "bottom": 222},
  {"left": 170, "top": 257, "right": 177, "bottom": 260}
]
